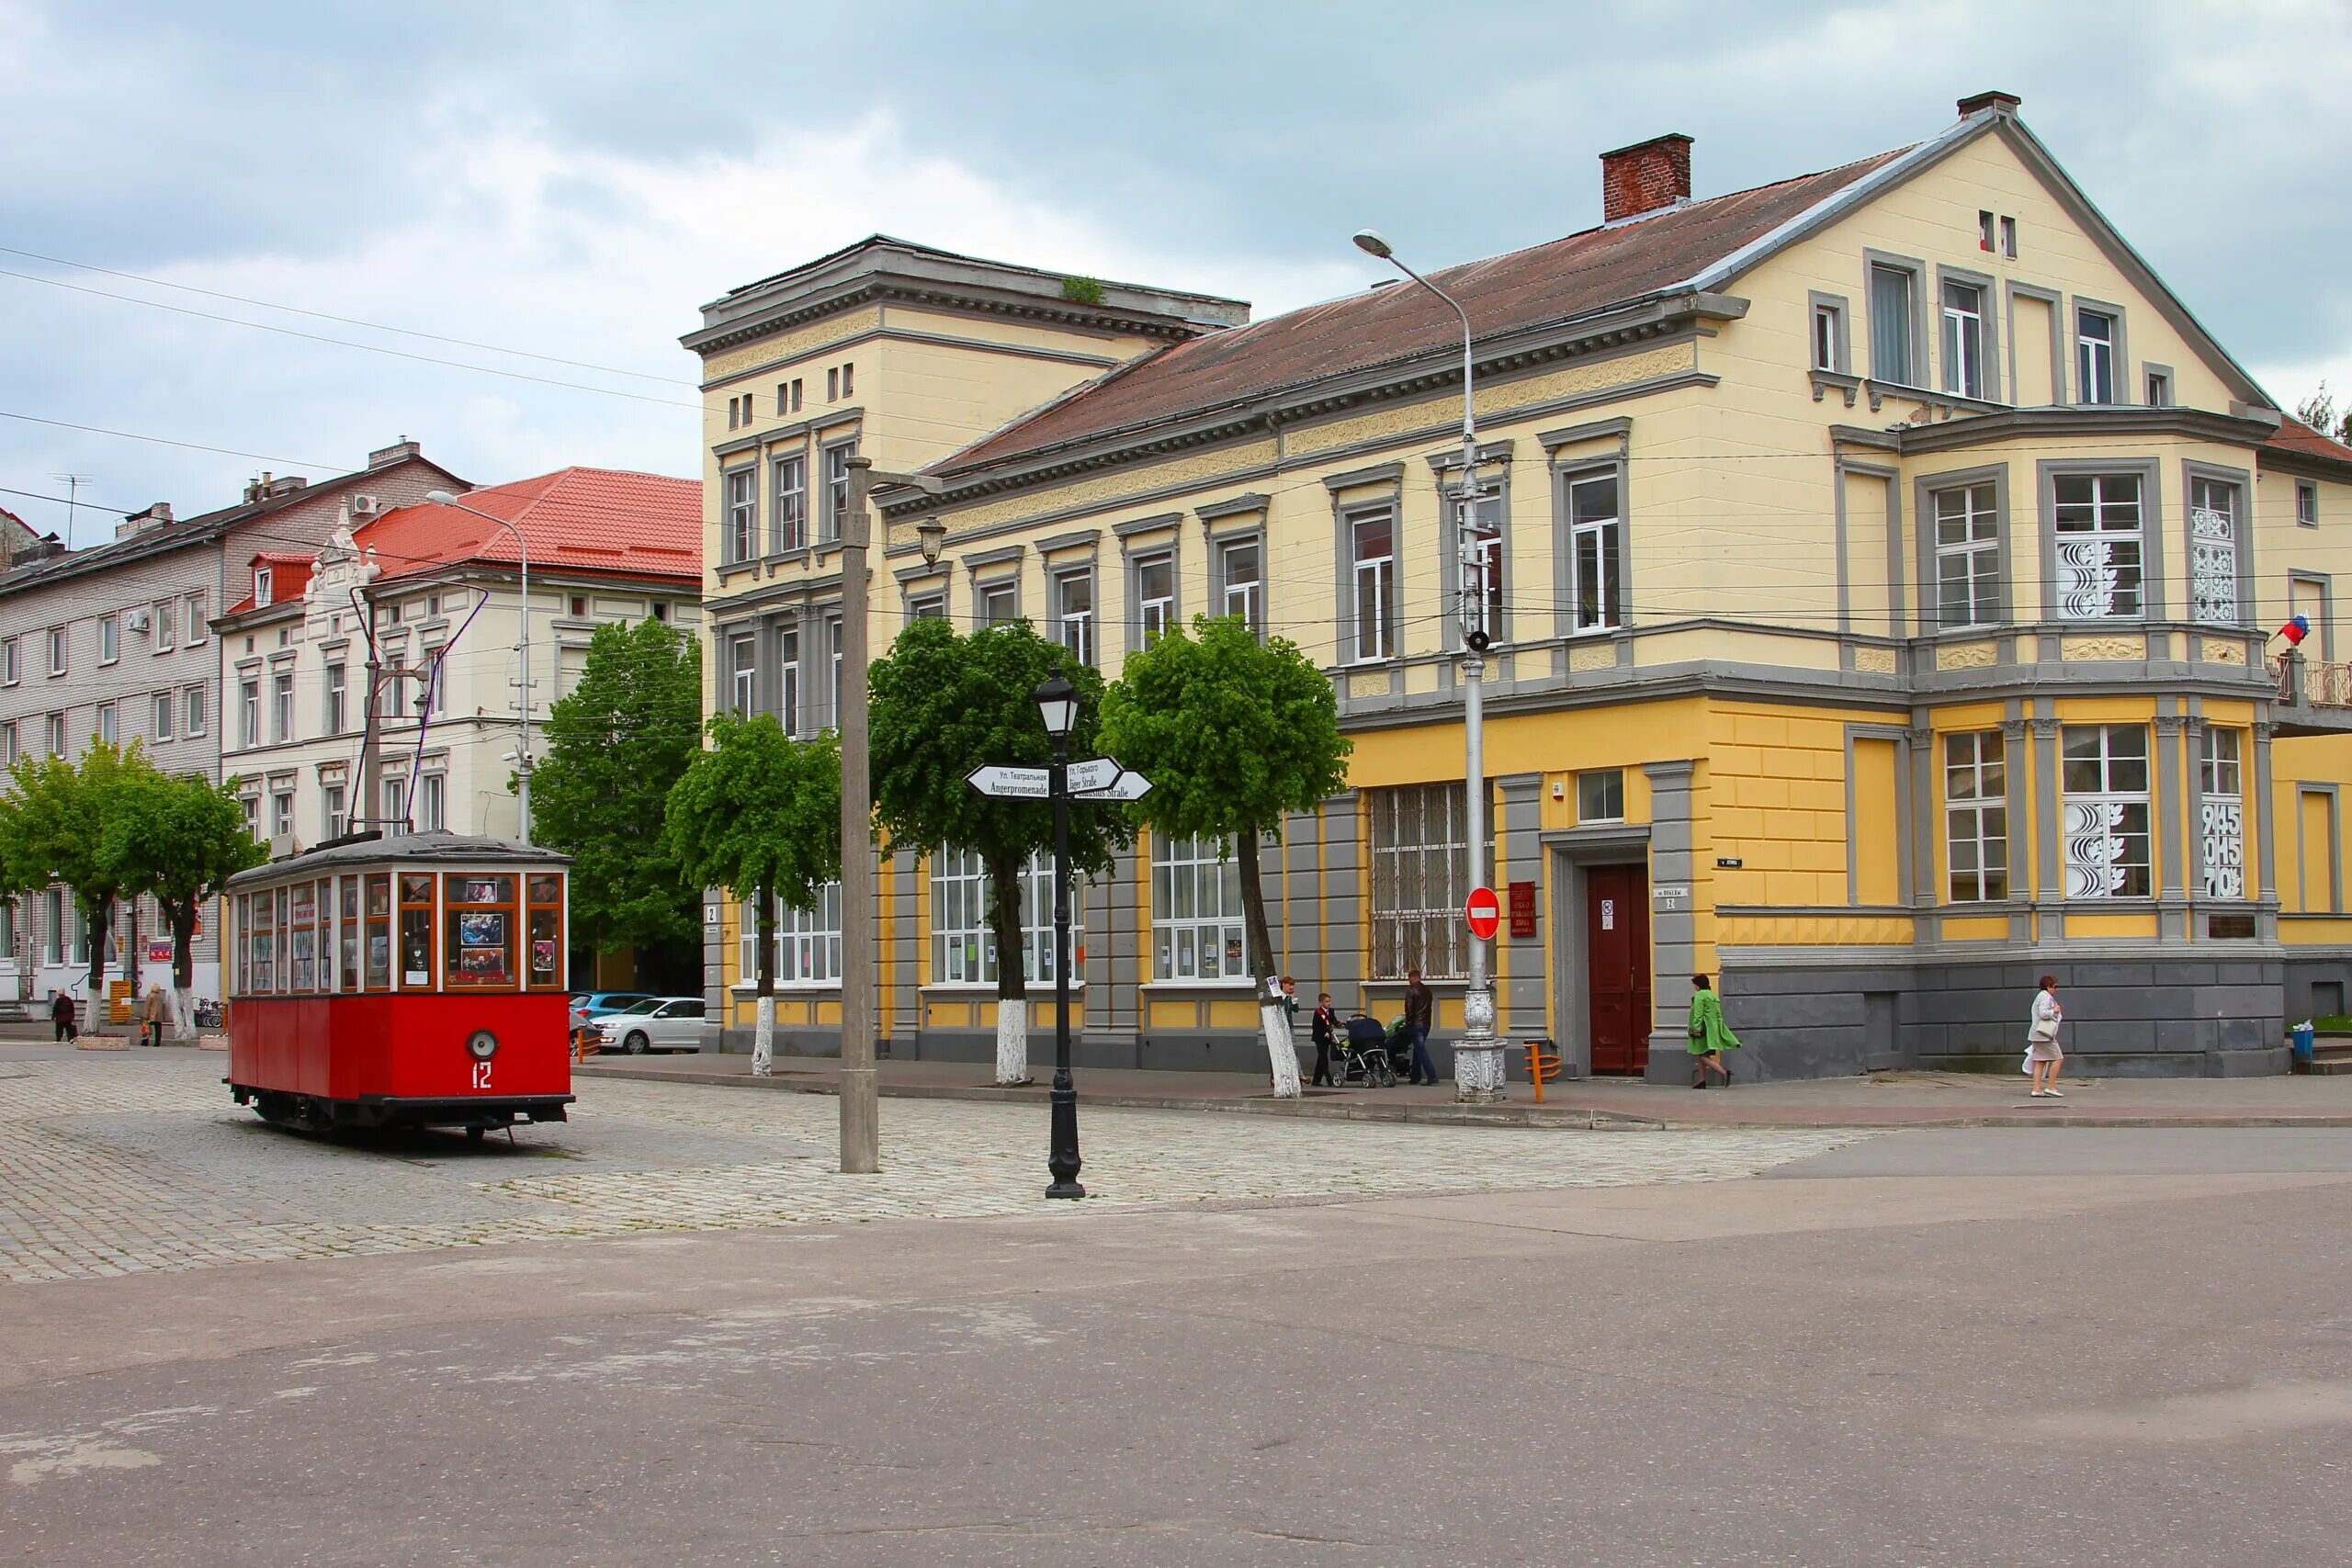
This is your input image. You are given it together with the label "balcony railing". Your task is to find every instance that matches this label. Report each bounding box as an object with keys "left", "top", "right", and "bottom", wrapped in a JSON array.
[{"left": 2270, "top": 653, "right": 2352, "bottom": 710}]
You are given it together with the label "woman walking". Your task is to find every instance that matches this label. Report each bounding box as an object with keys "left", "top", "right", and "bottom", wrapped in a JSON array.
[
  {"left": 1687, "top": 975, "right": 1740, "bottom": 1087},
  {"left": 2027, "top": 975, "right": 2065, "bottom": 1099}
]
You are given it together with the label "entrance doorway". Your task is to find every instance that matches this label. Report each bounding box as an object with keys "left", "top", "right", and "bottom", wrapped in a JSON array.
[{"left": 1585, "top": 863, "right": 1652, "bottom": 1075}]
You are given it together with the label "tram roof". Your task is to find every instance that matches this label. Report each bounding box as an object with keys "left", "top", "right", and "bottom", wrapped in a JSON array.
[{"left": 227, "top": 829, "right": 570, "bottom": 890}]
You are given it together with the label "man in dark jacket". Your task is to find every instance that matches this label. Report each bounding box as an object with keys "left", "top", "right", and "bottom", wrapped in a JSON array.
[
  {"left": 1404, "top": 968, "right": 1438, "bottom": 1085},
  {"left": 50, "top": 989, "right": 77, "bottom": 1043}
]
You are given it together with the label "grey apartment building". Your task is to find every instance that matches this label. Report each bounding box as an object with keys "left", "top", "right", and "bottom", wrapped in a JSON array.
[{"left": 0, "top": 439, "right": 462, "bottom": 1010}]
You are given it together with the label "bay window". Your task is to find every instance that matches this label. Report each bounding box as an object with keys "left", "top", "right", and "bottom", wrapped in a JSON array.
[{"left": 2062, "top": 725, "right": 2151, "bottom": 898}]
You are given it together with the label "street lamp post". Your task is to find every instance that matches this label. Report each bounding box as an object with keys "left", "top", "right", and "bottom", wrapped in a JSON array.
[
  {"left": 1034, "top": 670, "right": 1085, "bottom": 1199},
  {"left": 1351, "top": 229, "right": 1505, "bottom": 1102},
  {"left": 425, "top": 490, "right": 533, "bottom": 845}
]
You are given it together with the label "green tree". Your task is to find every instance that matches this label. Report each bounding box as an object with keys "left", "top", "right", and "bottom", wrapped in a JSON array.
[
  {"left": 0, "top": 740, "right": 149, "bottom": 1021},
  {"left": 526, "top": 619, "right": 703, "bottom": 989},
  {"left": 1099, "top": 615, "right": 1352, "bottom": 1097},
  {"left": 104, "top": 767, "right": 265, "bottom": 1039},
  {"left": 664, "top": 714, "right": 840, "bottom": 1076},
  {"left": 2298, "top": 383, "right": 2352, "bottom": 445},
  {"left": 869, "top": 617, "right": 1127, "bottom": 1084}
]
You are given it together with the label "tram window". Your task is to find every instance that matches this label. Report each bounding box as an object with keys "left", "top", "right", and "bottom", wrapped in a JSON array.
[
  {"left": 274, "top": 887, "right": 290, "bottom": 995},
  {"left": 235, "top": 893, "right": 253, "bottom": 994},
  {"left": 399, "top": 874, "right": 435, "bottom": 987},
  {"left": 365, "top": 874, "right": 392, "bottom": 990},
  {"left": 290, "top": 881, "right": 317, "bottom": 992},
  {"left": 445, "top": 874, "right": 516, "bottom": 988},
  {"left": 250, "top": 889, "right": 276, "bottom": 993},
  {"left": 526, "top": 874, "right": 563, "bottom": 990},
  {"left": 339, "top": 876, "right": 361, "bottom": 993}
]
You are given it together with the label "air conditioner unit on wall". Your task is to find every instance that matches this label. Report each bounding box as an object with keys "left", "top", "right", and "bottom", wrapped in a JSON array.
[
  {"left": 349, "top": 495, "right": 380, "bottom": 518},
  {"left": 126, "top": 607, "right": 151, "bottom": 632}
]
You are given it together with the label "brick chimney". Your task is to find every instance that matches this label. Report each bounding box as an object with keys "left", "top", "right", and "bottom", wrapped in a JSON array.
[
  {"left": 114, "top": 502, "right": 174, "bottom": 541},
  {"left": 1600, "top": 132, "right": 1693, "bottom": 223},
  {"left": 368, "top": 436, "right": 423, "bottom": 469},
  {"left": 1957, "top": 89, "right": 2021, "bottom": 119}
]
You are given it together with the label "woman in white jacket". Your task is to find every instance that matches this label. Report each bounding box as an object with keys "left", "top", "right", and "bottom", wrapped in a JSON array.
[{"left": 2027, "top": 976, "right": 2064, "bottom": 1098}]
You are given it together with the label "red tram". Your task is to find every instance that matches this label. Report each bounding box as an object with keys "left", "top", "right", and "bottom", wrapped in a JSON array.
[{"left": 224, "top": 831, "right": 575, "bottom": 1137}]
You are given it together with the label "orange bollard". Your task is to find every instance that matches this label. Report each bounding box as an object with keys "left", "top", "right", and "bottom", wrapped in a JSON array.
[{"left": 1523, "top": 1038, "right": 1563, "bottom": 1103}]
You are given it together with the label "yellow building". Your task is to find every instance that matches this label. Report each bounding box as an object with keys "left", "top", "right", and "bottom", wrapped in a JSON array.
[{"left": 684, "top": 92, "right": 2352, "bottom": 1082}]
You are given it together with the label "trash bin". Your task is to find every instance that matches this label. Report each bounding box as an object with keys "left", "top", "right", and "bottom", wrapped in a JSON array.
[{"left": 2292, "top": 1021, "right": 2317, "bottom": 1064}]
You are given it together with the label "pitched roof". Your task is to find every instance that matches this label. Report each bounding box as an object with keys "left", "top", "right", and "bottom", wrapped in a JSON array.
[
  {"left": 222, "top": 553, "right": 316, "bottom": 616},
  {"left": 2264, "top": 412, "right": 2352, "bottom": 475},
  {"left": 356, "top": 468, "right": 701, "bottom": 583},
  {"left": 936, "top": 149, "right": 1908, "bottom": 474}
]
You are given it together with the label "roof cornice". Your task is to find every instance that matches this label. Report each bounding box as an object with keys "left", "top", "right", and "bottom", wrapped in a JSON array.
[
  {"left": 1830, "top": 405, "right": 2277, "bottom": 456},
  {"left": 682, "top": 275, "right": 1222, "bottom": 359}
]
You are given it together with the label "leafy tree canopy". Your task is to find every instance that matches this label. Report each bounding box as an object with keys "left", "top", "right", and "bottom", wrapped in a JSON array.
[
  {"left": 103, "top": 766, "right": 264, "bottom": 991},
  {"left": 531, "top": 619, "right": 704, "bottom": 960},
  {"left": 664, "top": 714, "right": 841, "bottom": 914},
  {"left": 2298, "top": 383, "right": 2352, "bottom": 446}
]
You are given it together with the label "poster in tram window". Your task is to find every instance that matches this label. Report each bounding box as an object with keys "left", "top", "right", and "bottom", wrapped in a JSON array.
[
  {"left": 528, "top": 874, "right": 560, "bottom": 906},
  {"left": 458, "top": 911, "right": 505, "bottom": 950},
  {"left": 401, "top": 874, "right": 433, "bottom": 905},
  {"left": 458, "top": 946, "right": 507, "bottom": 978}
]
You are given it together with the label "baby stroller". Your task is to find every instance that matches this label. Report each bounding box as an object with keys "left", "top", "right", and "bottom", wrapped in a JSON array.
[{"left": 1337, "top": 1011, "right": 1397, "bottom": 1088}]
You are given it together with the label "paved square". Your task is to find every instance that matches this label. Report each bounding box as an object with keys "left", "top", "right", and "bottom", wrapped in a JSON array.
[{"left": 0, "top": 1052, "right": 1865, "bottom": 1282}]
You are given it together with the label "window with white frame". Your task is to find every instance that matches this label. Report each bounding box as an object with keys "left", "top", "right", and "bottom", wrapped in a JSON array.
[
  {"left": 44, "top": 712, "right": 64, "bottom": 756},
  {"left": 1933, "top": 481, "right": 2000, "bottom": 627},
  {"left": 96, "top": 703, "right": 116, "bottom": 746},
  {"left": 152, "top": 691, "right": 173, "bottom": 741},
  {"left": 724, "top": 468, "right": 756, "bottom": 564},
  {"left": 324, "top": 662, "right": 346, "bottom": 735},
  {"left": 729, "top": 634, "right": 756, "bottom": 716},
  {"left": 1577, "top": 769, "right": 1624, "bottom": 823},
  {"left": 1811, "top": 299, "right": 1845, "bottom": 373},
  {"left": 2075, "top": 308, "right": 2118, "bottom": 404},
  {"left": 2062, "top": 725, "right": 2152, "bottom": 898},
  {"left": 1, "top": 722, "right": 16, "bottom": 767},
  {"left": 1, "top": 637, "right": 16, "bottom": 683},
  {"left": 821, "top": 442, "right": 855, "bottom": 544},
  {"left": 2298, "top": 480, "right": 2320, "bottom": 528},
  {"left": 929, "top": 848, "right": 1078, "bottom": 987},
  {"left": 271, "top": 670, "right": 294, "bottom": 741},
  {"left": 241, "top": 795, "right": 260, "bottom": 843},
  {"left": 978, "top": 579, "right": 1018, "bottom": 627},
  {"left": 1135, "top": 553, "right": 1174, "bottom": 647},
  {"left": 1152, "top": 835, "right": 1248, "bottom": 981},
  {"left": 423, "top": 649, "right": 447, "bottom": 716},
  {"left": 254, "top": 569, "right": 273, "bottom": 609},
  {"left": 2199, "top": 726, "right": 2245, "bottom": 899},
  {"left": 777, "top": 625, "right": 800, "bottom": 736},
  {"left": 1053, "top": 568, "right": 1094, "bottom": 666},
  {"left": 382, "top": 776, "right": 407, "bottom": 829},
  {"left": 419, "top": 773, "right": 446, "bottom": 831},
  {"left": 908, "top": 592, "right": 945, "bottom": 621},
  {"left": 1453, "top": 485, "right": 1505, "bottom": 641},
  {"left": 1944, "top": 731, "right": 2008, "bottom": 901},
  {"left": 2188, "top": 474, "right": 2242, "bottom": 626},
  {"left": 47, "top": 627, "right": 66, "bottom": 677},
  {"left": 1999, "top": 216, "right": 2018, "bottom": 258},
  {"left": 1349, "top": 506, "right": 1396, "bottom": 661},
  {"left": 739, "top": 883, "right": 842, "bottom": 985},
  {"left": 322, "top": 782, "right": 346, "bottom": 840},
  {"left": 185, "top": 685, "right": 206, "bottom": 737},
  {"left": 771, "top": 454, "right": 807, "bottom": 554},
  {"left": 1216, "top": 537, "right": 1261, "bottom": 630},
  {"left": 2144, "top": 368, "right": 2172, "bottom": 407},
  {"left": 1940, "top": 279, "right": 1986, "bottom": 399},
  {"left": 271, "top": 790, "right": 295, "bottom": 840},
  {"left": 1566, "top": 469, "right": 1623, "bottom": 633},
  {"left": 1869, "top": 262, "right": 1917, "bottom": 385},
  {"left": 98, "top": 614, "right": 119, "bottom": 664},
  {"left": 1369, "top": 783, "right": 1483, "bottom": 979},
  {"left": 2052, "top": 473, "right": 2143, "bottom": 620},
  {"left": 185, "top": 593, "right": 207, "bottom": 645},
  {"left": 153, "top": 601, "right": 174, "bottom": 652},
  {"left": 826, "top": 615, "right": 842, "bottom": 726},
  {"left": 238, "top": 677, "right": 260, "bottom": 746}
]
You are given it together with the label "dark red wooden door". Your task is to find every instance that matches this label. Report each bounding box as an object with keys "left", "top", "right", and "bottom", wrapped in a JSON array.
[{"left": 1586, "top": 864, "right": 1652, "bottom": 1075}]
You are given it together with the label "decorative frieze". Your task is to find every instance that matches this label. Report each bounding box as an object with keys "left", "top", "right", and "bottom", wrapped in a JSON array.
[
  {"left": 1851, "top": 645, "right": 1896, "bottom": 674},
  {"left": 1936, "top": 642, "right": 1997, "bottom": 671},
  {"left": 2062, "top": 634, "right": 2145, "bottom": 661}
]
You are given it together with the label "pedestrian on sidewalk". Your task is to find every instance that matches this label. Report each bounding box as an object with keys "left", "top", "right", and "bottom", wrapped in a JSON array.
[
  {"left": 1309, "top": 992, "right": 1338, "bottom": 1087},
  {"left": 2027, "top": 975, "right": 2065, "bottom": 1099},
  {"left": 49, "top": 989, "right": 77, "bottom": 1043},
  {"left": 138, "top": 983, "right": 167, "bottom": 1048},
  {"left": 1404, "top": 968, "right": 1439, "bottom": 1085},
  {"left": 1687, "top": 975, "right": 1740, "bottom": 1087}
]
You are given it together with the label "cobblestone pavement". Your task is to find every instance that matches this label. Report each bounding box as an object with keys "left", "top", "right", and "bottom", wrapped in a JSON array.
[{"left": 0, "top": 1052, "right": 1867, "bottom": 1283}]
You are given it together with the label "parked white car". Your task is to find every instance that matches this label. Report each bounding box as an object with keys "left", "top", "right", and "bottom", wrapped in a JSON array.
[{"left": 595, "top": 997, "right": 712, "bottom": 1055}]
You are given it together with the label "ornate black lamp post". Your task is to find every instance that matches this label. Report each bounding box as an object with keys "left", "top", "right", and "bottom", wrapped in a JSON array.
[{"left": 1034, "top": 670, "right": 1085, "bottom": 1200}]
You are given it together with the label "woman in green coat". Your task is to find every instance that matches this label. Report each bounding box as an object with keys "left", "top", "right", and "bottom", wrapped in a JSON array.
[{"left": 1687, "top": 974, "right": 1740, "bottom": 1088}]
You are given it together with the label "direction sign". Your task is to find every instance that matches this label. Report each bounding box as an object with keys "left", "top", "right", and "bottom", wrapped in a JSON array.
[
  {"left": 1464, "top": 885, "right": 1501, "bottom": 942},
  {"left": 1074, "top": 771, "right": 1152, "bottom": 802},
  {"left": 1064, "top": 758, "right": 1123, "bottom": 795},
  {"left": 967, "top": 764, "right": 1051, "bottom": 798}
]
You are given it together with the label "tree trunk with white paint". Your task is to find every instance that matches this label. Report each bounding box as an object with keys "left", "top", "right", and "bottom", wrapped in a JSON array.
[
  {"left": 989, "top": 859, "right": 1032, "bottom": 1084},
  {"left": 1236, "top": 827, "right": 1300, "bottom": 1098},
  {"left": 995, "top": 998, "right": 1030, "bottom": 1085},
  {"left": 752, "top": 884, "right": 775, "bottom": 1077}
]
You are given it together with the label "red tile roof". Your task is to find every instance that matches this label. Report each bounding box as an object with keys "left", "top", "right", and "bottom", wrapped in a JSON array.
[
  {"left": 223, "top": 552, "right": 315, "bottom": 615},
  {"left": 357, "top": 468, "right": 702, "bottom": 582},
  {"left": 938, "top": 149, "right": 1908, "bottom": 474},
  {"left": 2265, "top": 413, "right": 2352, "bottom": 472}
]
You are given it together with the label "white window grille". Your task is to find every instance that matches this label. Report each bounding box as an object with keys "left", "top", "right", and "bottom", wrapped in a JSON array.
[
  {"left": 2052, "top": 473, "right": 2143, "bottom": 620},
  {"left": 2188, "top": 476, "right": 2240, "bottom": 626},
  {"left": 271, "top": 791, "right": 294, "bottom": 840},
  {"left": 1567, "top": 471, "right": 1623, "bottom": 632},
  {"left": 1941, "top": 280, "right": 1985, "bottom": 399},
  {"left": 1944, "top": 732, "right": 2009, "bottom": 901},
  {"left": 739, "top": 885, "right": 842, "bottom": 985},
  {"left": 1934, "top": 482, "right": 2000, "bottom": 628},
  {"left": 2199, "top": 728, "right": 2245, "bottom": 899},
  {"left": 1152, "top": 835, "right": 1249, "bottom": 981},
  {"left": 2062, "top": 725, "right": 2152, "bottom": 898},
  {"left": 929, "top": 848, "right": 1078, "bottom": 987},
  {"left": 1350, "top": 508, "right": 1395, "bottom": 661},
  {"left": 1369, "top": 784, "right": 1485, "bottom": 979},
  {"left": 1217, "top": 538, "right": 1261, "bottom": 630},
  {"left": 2075, "top": 309, "right": 2117, "bottom": 403}
]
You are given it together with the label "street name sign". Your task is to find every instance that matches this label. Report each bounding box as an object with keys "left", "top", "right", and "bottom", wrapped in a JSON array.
[
  {"left": 1075, "top": 771, "right": 1152, "bottom": 802},
  {"left": 1464, "top": 886, "right": 1501, "bottom": 941},
  {"left": 1064, "top": 758, "right": 1123, "bottom": 795},
  {"left": 967, "top": 765, "right": 1052, "bottom": 798}
]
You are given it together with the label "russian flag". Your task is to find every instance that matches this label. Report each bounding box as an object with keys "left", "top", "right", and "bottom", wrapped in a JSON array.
[{"left": 2279, "top": 615, "right": 2312, "bottom": 648}]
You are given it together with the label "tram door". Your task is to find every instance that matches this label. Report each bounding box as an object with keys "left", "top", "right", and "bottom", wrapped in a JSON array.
[{"left": 1585, "top": 864, "right": 1652, "bottom": 1075}]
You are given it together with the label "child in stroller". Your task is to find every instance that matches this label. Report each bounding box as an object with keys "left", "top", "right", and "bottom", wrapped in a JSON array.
[{"left": 1337, "top": 1010, "right": 1401, "bottom": 1088}]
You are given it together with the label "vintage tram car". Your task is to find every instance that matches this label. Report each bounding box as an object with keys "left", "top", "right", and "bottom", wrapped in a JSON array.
[{"left": 224, "top": 831, "right": 576, "bottom": 1136}]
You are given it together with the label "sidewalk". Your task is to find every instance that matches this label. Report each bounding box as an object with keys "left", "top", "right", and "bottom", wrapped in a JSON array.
[{"left": 575, "top": 1051, "right": 2352, "bottom": 1130}]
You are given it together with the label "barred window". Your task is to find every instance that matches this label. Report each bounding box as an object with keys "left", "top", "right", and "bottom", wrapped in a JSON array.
[
  {"left": 739, "top": 884, "right": 842, "bottom": 985},
  {"left": 1152, "top": 834, "right": 1248, "bottom": 982},
  {"left": 1944, "top": 731, "right": 2008, "bottom": 901},
  {"left": 2062, "top": 725, "right": 2151, "bottom": 898},
  {"left": 930, "top": 848, "right": 1078, "bottom": 986},
  {"left": 1369, "top": 784, "right": 1489, "bottom": 979}
]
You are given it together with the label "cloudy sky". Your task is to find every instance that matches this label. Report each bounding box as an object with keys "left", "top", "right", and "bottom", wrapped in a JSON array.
[{"left": 4, "top": 0, "right": 2349, "bottom": 539}]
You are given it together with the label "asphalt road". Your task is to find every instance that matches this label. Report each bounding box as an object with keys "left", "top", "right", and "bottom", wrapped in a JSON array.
[{"left": 6, "top": 1127, "right": 2350, "bottom": 1565}]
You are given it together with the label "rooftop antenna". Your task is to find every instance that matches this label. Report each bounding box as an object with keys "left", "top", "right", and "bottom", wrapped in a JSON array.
[{"left": 51, "top": 474, "right": 90, "bottom": 549}]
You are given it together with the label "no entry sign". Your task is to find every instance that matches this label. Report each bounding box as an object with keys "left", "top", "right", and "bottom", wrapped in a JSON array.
[{"left": 1464, "top": 886, "right": 1500, "bottom": 941}]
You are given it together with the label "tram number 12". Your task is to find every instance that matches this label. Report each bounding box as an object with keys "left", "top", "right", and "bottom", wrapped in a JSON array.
[{"left": 471, "top": 1061, "right": 492, "bottom": 1089}]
